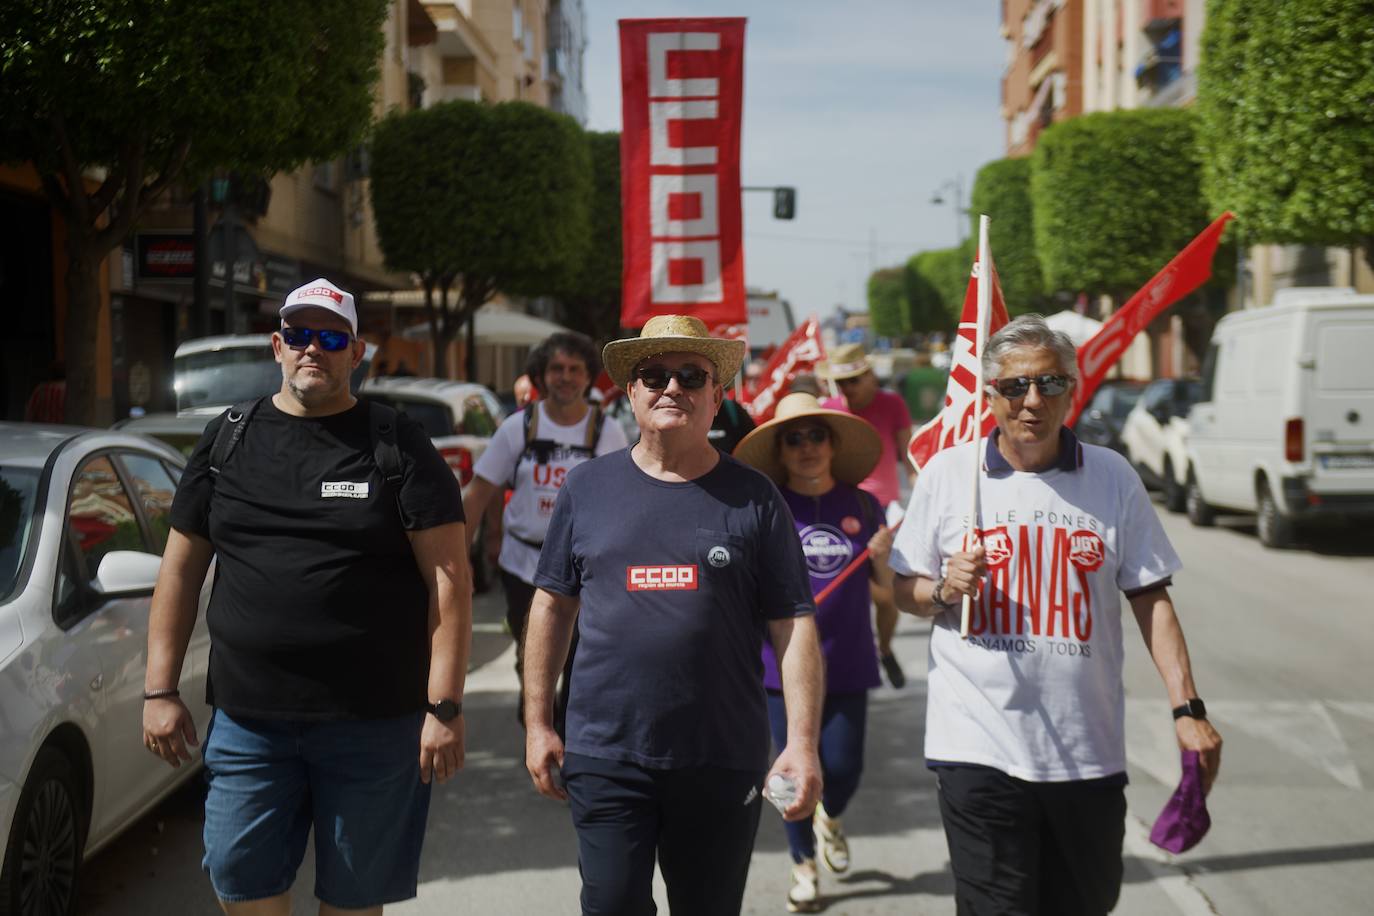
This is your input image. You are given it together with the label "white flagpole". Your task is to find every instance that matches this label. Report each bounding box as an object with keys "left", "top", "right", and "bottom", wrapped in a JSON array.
[{"left": 961, "top": 215, "right": 993, "bottom": 639}]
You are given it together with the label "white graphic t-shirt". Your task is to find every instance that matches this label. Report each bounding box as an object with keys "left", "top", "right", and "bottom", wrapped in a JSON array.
[
  {"left": 473, "top": 401, "right": 628, "bottom": 583},
  {"left": 890, "top": 431, "right": 1180, "bottom": 782}
]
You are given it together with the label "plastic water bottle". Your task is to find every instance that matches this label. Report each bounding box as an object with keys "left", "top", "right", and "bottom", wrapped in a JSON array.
[{"left": 764, "top": 773, "right": 797, "bottom": 814}]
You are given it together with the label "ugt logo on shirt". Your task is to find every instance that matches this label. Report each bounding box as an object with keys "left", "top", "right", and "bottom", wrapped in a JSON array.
[{"left": 626, "top": 565, "right": 698, "bottom": 591}]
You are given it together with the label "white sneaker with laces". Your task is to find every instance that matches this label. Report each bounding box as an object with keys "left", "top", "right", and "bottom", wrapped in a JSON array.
[
  {"left": 787, "top": 857, "right": 821, "bottom": 913},
  {"left": 814, "top": 802, "right": 850, "bottom": 874}
]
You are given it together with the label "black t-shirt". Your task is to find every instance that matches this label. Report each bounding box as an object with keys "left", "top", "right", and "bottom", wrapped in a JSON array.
[
  {"left": 170, "top": 398, "right": 464, "bottom": 720},
  {"left": 534, "top": 449, "right": 814, "bottom": 771}
]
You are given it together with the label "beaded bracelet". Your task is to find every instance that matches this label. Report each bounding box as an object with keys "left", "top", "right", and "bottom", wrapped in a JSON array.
[{"left": 143, "top": 688, "right": 180, "bottom": 701}]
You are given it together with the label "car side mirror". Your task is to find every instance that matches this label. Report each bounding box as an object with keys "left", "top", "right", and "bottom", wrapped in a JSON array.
[{"left": 92, "top": 550, "right": 162, "bottom": 596}]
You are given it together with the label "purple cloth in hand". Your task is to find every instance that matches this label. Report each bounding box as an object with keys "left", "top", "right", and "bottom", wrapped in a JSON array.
[{"left": 1150, "top": 750, "right": 1212, "bottom": 854}]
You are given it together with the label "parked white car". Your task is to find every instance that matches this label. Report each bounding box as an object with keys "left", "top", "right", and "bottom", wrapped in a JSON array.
[
  {"left": 0, "top": 423, "right": 212, "bottom": 913},
  {"left": 1121, "top": 378, "right": 1202, "bottom": 513},
  {"left": 358, "top": 377, "right": 507, "bottom": 591},
  {"left": 1184, "top": 288, "right": 1374, "bottom": 547}
]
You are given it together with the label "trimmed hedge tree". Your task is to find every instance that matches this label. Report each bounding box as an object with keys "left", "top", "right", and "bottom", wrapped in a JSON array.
[
  {"left": 1197, "top": 0, "right": 1374, "bottom": 269},
  {"left": 969, "top": 157, "right": 1044, "bottom": 315},
  {"left": 867, "top": 267, "right": 909, "bottom": 339},
  {"left": 553, "top": 131, "right": 623, "bottom": 345},
  {"left": 1029, "top": 108, "right": 1212, "bottom": 299},
  {"left": 370, "top": 100, "right": 591, "bottom": 377},
  {"left": 0, "top": 0, "right": 388, "bottom": 423},
  {"left": 906, "top": 246, "right": 971, "bottom": 332}
]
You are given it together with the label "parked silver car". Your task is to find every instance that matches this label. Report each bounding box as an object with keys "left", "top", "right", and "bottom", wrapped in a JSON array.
[
  {"left": 0, "top": 424, "right": 212, "bottom": 914},
  {"left": 358, "top": 377, "right": 506, "bottom": 593}
]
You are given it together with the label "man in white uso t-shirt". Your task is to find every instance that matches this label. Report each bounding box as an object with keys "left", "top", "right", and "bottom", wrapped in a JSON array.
[
  {"left": 890, "top": 314, "right": 1222, "bottom": 916},
  {"left": 463, "top": 332, "right": 627, "bottom": 728}
]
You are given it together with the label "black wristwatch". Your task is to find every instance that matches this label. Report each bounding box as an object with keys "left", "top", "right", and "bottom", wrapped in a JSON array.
[
  {"left": 1171, "top": 698, "right": 1207, "bottom": 721},
  {"left": 427, "top": 699, "right": 463, "bottom": 722},
  {"left": 931, "top": 574, "right": 959, "bottom": 611}
]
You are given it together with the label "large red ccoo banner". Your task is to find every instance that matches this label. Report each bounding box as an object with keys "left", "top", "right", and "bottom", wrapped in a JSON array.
[{"left": 619, "top": 18, "right": 747, "bottom": 329}]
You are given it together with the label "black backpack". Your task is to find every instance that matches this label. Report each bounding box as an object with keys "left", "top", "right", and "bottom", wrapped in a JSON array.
[
  {"left": 511, "top": 402, "right": 606, "bottom": 483},
  {"left": 208, "top": 396, "right": 404, "bottom": 509}
]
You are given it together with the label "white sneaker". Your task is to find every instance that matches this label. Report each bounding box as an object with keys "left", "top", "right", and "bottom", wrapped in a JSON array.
[
  {"left": 814, "top": 802, "right": 850, "bottom": 874},
  {"left": 787, "top": 857, "right": 821, "bottom": 913}
]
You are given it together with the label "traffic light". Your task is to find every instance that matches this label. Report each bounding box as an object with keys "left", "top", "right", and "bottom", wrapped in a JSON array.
[{"left": 773, "top": 186, "right": 796, "bottom": 220}]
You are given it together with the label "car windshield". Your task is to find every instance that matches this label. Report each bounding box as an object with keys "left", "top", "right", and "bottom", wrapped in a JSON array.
[
  {"left": 360, "top": 394, "right": 455, "bottom": 438},
  {"left": 175, "top": 347, "right": 281, "bottom": 411},
  {"left": 1096, "top": 385, "right": 1144, "bottom": 420},
  {"left": 1179, "top": 380, "right": 1203, "bottom": 408},
  {"left": 0, "top": 466, "right": 41, "bottom": 603}
]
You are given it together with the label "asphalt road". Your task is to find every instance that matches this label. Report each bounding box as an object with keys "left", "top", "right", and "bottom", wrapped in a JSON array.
[{"left": 75, "top": 502, "right": 1374, "bottom": 914}]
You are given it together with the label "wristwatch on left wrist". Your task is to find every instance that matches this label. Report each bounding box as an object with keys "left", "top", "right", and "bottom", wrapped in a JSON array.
[
  {"left": 427, "top": 699, "right": 463, "bottom": 722},
  {"left": 1171, "top": 698, "right": 1207, "bottom": 721}
]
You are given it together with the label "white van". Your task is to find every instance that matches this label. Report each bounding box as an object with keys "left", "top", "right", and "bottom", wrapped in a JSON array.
[{"left": 1184, "top": 288, "right": 1374, "bottom": 547}]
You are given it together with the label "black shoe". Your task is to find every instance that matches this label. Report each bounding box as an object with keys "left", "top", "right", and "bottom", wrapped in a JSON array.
[{"left": 880, "top": 652, "right": 906, "bottom": 689}]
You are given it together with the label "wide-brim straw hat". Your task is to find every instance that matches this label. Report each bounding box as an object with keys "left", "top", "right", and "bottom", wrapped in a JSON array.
[
  {"left": 732, "top": 392, "right": 881, "bottom": 486},
  {"left": 602, "top": 315, "right": 747, "bottom": 389},
  {"left": 814, "top": 342, "right": 873, "bottom": 381}
]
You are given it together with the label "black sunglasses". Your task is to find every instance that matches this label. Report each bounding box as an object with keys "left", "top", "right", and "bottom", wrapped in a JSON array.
[
  {"left": 987, "top": 374, "right": 1071, "bottom": 399},
  {"left": 281, "top": 327, "right": 352, "bottom": 352},
  {"left": 633, "top": 365, "right": 714, "bottom": 390},
  {"left": 782, "top": 427, "right": 830, "bottom": 448}
]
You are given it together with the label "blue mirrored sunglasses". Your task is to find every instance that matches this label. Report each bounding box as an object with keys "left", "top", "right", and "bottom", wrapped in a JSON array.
[{"left": 281, "top": 327, "right": 352, "bottom": 352}]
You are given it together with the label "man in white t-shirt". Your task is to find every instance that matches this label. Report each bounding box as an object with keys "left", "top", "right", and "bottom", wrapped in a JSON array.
[
  {"left": 464, "top": 332, "right": 627, "bottom": 728},
  {"left": 890, "top": 314, "right": 1222, "bottom": 916}
]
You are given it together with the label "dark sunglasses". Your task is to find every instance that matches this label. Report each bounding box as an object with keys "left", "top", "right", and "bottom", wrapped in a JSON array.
[
  {"left": 782, "top": 427, "right": 830, "bottom": 448},
  {"left": 281, "top": 326, "right": 352, "bottom": 352},
  {"left": 988, "top": 374, "right": 1071, "bottom": 399},
  {"left": 633, "top": 365, "right": 714, "bottom": 390}
]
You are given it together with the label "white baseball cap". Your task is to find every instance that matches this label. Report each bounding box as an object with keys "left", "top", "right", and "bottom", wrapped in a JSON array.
[{"left": 279, "top": 278, "right": 357, "bottom": 334}]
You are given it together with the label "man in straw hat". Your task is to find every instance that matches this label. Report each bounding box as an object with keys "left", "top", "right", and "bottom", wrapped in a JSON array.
[
  {"left": 816, "top": 342, "right": 914, "bottom": 688},
  {"left": 733, "top": 393, "right": 894, "bottom": 912},
  {"left": 888, "top": 314, "right": 1221, "bottom": 915},
  {"left": 524, "top": 315, "right": 824, "bottom": 915}
]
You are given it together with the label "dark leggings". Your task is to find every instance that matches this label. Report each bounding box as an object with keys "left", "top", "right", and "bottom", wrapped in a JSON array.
[
  {"left": 766, "top": 689, "right": 869, "bottom": 863},
  {"left": 501, "top": 570, "right": 575, "bottom": 734}
]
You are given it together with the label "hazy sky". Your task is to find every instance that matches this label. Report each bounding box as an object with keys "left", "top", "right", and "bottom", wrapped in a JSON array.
[{"left": 582, "top": 1, "right": 1009, "bottom": 323}]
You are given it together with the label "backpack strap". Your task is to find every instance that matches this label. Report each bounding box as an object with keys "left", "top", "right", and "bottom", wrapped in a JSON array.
[
  {"left": 367, "top": 400, "right": 403, "bottom": 490},
  {"left": 583, "top": 403, "right": 604, "bottom": 452},
  {"left": 209, "top": 397, "right": 266, "bottom": 476}
]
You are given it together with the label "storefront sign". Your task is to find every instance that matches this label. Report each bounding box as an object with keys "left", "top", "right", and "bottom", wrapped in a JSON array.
[{"left": 135, "top": 232, "right": 195, "bottom": 281}]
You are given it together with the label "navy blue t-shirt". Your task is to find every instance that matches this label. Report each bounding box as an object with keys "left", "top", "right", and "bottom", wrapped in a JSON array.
[{"left": 534, "top": 448, "right": 814, "bottom": 771}]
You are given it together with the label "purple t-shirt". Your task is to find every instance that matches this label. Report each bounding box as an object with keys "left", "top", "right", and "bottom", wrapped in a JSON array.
[{"left": 762, "top": 483, "right": 883, "bottom": 694}]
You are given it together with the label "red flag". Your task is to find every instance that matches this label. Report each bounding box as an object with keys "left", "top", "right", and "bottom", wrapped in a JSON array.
[
  {"left": 741, "top": 318, "right": 825, "bottom": 422},
  {"left": 1067, "top": 212, "right": 1234, "bottom": 425},
  {"left": 906, "top": 257, "right": 1011, "bottom": 470},
  {"left": 619, "top": 19, "right": 747, "bottom": 329}
]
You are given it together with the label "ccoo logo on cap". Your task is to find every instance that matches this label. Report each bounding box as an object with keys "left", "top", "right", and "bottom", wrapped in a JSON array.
[{"left": 280, "top": 277, "right": 357, "bottom": 334}]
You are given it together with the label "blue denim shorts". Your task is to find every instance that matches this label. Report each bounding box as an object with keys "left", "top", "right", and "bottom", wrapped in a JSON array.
[{"left": 201, "top": 709, "right": 431, "bottom": 908}]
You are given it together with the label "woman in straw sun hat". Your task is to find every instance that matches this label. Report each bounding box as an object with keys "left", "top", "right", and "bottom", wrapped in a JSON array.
[{"left": 733, "top": 392, "right": 895, "bottom": 913}]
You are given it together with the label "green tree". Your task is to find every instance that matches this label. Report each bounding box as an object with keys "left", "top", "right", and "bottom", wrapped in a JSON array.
[
  {"left": 0, "top": 0, "right": 388, "bottom": 424},
  {"left": 1029, "top": 109, "right": 1212, "bottom": 298},
  {"left": 866, "top": 267, "right": 909, "bottom": 339},
  {"left": 1197, "top": 0, "right": 1374, "bottom": 270},
  {"left": 969, "top": 157, "right": 1045, "bottom": 314},
  {"left": 553, "top": 131, "right": 622, "bottom": 346},
  {"left": 906, "top": 246, "right": 971, "bottom": 332},
  {"left": 369, "top": 100, "right": 591, "bottom": 377}
]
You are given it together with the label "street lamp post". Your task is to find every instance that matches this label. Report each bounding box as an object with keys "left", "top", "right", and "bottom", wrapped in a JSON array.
[{"left": 930, "top": 176, "right": 966, "bottom": 246}]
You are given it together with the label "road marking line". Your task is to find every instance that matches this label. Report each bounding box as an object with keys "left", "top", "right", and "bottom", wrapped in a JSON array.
[{"left": 1123, "top": 814, "right": 1220, "bottom": 916}]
